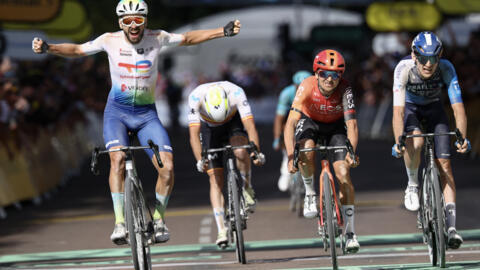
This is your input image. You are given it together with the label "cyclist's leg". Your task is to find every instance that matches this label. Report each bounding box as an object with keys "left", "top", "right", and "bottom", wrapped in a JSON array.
[
  {"left": 278, "top": 150, "right": 291, "bottom": 192},
  {"left": 103, "top": 101, "right": 130, "bottom": 244},
  {"left": 403, "top": 103, "right": 424, "bottom": 211}
]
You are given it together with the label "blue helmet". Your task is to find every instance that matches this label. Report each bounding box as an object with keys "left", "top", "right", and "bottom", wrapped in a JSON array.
[
  {"left": 292, "top": 70, "right": 311, "bottom": 85},
  {"left": 411, "top": 31, "right": 443, "bottom": 56}
]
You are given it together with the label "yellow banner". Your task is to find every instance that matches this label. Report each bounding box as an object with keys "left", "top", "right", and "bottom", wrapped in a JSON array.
[
  {"left": 366, "top": 2, "right": 442, "bottom": 32},
  {"left": 436, "top": 0, "right": 480, "bottom": 14},
  {"left": 0, "top": 0, "right": 61, "bottom": 22}
]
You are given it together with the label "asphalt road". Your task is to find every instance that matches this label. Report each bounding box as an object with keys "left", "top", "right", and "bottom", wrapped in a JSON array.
[{"left": 0, "top": 125, "right": 479, "bottom": 269}]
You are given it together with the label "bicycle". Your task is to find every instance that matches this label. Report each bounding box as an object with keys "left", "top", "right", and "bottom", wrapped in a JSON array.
[
  {"left": 399, "top": 128, "right": 464, "bottom": 268},
  {"left": 202, "top": 142, "right": 260, "bottom": 264},
  {"left": 90, "top": 136, "right": 163, "bottom": 270},
  {"left": 293, "top": 138, "right": 357, "bottom": 270},
  {"left": 289, "top": 172, "right": 304, "bottom": 217}
]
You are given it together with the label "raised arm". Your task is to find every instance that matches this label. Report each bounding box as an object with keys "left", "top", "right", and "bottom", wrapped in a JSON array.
[
  {"left": 32, "top": 38, "right": 86, "bottom": 58},
  {"left": 180, "top": 20, "right": 241, "bottom": 46}
]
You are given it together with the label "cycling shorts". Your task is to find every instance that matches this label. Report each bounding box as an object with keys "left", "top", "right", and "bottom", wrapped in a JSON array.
[
  {"left": 103, "top": 99, "right": 172, "bottom": 159},
  {"left": 200, "top": 113, "right": 247, "bottom": 169},
  {"left": 404, "top": 102, "right": 451, "bottom": 159},
  {"left": 294, "top": 114, "right": 347, "bottom": 162}
]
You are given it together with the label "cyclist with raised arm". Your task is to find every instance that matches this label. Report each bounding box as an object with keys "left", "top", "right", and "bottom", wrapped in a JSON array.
[
  {"left": 273, "top": 70, "right": 311, "bottom": 192},
  {"left": 188, "top": 81, "right": 265, "bottom": 247},
  {"left": 32, "top": 0, "right": 241, "bottom": 245},
  {"left": 392, "top": 31, "right": 470, "bottom": 249},
  {"left": 284, "top": 49, "right": 360, "bottom": 253}
]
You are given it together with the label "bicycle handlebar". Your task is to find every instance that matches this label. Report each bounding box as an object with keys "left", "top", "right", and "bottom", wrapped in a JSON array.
[
  {"left": 90, "top": 140, "right": 163, "bottom": 176},
  {"left": 398, "top": 128, "right": 464, "bottom": 150},
  {"left": 293, "top": 139, "right": 357, "bottom": 169},
  {"left": 201, "top": 141, "right": 260, "bottom": 161}
]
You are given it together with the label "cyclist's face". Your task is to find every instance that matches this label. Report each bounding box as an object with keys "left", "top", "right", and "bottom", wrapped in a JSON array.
[
  {"left": 315, "top": 70, "right": 341, "bottom": 95},
  {"left": 119, "top": 15, "right": 146, "bottom": 44},
  {"left": 412, "top": 51, "right": 439, "bottom": 79}
]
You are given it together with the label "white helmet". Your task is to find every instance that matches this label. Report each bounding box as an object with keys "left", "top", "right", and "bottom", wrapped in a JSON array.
[
  {"left": 116, "top": 0, "right": 148, "bottom": 17},
  {"left": 202, "top": 85, "right": 230, "bottom": 122}
]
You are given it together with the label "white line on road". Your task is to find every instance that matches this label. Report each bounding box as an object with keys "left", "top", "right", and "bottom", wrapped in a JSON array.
[{"left": 198, "top": 216, "right": 213, "bottom": 244}]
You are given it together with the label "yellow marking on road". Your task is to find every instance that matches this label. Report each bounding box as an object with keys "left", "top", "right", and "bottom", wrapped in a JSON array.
[{"left": 30, "top": 200, "right": 400, "bottom": 224}]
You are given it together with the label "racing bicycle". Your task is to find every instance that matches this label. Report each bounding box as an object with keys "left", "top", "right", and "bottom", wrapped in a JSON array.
[
  {"left": 202, "top": 142, "right": 260, "bottom": 264},
  {"left": 399, "top": 128, "right": 464, "bottom": 268},
  {"left": 289, "top": 172, "right": 304, "bottom": 217},
  {"left": 91, "top": 136, "right": 163, "bottom": 270},
  {"left": 293, "top": 139, "right": 357, "bottom": 270}
]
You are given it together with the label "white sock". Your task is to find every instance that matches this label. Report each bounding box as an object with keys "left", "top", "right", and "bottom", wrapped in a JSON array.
[
  {"left": 302, "top": 175, "right": 315, "bottom": 195},
  {"left": 213, "top": 207, "right": 226, "bottom": 232},
  {"left": 342, "top": 205, "right": 355, "bottom": 234},
  {"left": 406, "top": 167, "right": 419, "bottom": 187}
]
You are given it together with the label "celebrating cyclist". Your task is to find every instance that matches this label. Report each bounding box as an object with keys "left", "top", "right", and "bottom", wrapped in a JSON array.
[
  {"left": 188, "top": 81, "right": 265, "bottom": 247},
  {"left": 273, "top": 70, "right": 311, "bottom": 192},
  {"left": 284, "top": 49, "right": 360, "bottom": 253},
  {"left": 32, "top": 0, "right": 241, "bottom": 245},
  {"left": 392, "top": 31, "right": 470, "bottom": 249}
]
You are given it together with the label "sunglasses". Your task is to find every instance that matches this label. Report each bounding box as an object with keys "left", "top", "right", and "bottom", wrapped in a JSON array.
[
  {"left": 318, "top": 70, "right": 341, "bottom": 80},
  {"left": 415, "top": 53, "right": 439, "bottom": 65},
  {"left": 121, "top": 16, "right": 145, "bottom": 27}
]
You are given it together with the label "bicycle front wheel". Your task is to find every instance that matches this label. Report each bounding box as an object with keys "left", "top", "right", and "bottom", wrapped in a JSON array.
[
  {"left": 230, "top": 172, "right": 246, "bottom": 264},
  {"left": 430, "top": 167, "right": 446, "bottom": 268},
  {"left": 125, "top": 177, "right": 152, "bottom": 270},
  {"left": 323, "top": 173, "right": 338, "bottom": 270}
]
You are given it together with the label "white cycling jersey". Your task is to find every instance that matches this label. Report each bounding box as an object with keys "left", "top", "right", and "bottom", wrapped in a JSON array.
[
  {"left": 80, "top": 29, "right": 184, "bottom": 106},
  {"left": 188, "top": 81, "right": 253, "bottom": 127}
]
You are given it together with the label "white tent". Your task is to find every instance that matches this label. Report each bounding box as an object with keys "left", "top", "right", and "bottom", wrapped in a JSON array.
[{"left": 160, "top": 4, "right": 363, "bottom": 78}]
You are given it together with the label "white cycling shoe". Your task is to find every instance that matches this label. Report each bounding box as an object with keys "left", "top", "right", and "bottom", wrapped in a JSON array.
[
  {"left": 345, "top": 232, "right": 360, "bottom": 254},
  {"left": 404, "top": 185, "right": 420, "bottom": 211},
  {"left": 110, "top": 223, "right": 127, "bottom": 245},
  {"left": 303, "top": 194, "right": 318, "bottom": 218},
  {"left": 277, "top": 174, "right": 290, "bottom": 192}
]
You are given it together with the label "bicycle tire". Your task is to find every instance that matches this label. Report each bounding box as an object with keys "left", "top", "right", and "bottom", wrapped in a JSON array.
[
  {"left": 431, "top": 167, "right": 446, "bottom": 268},
  {"left": 125, "top": 177, "right": 151, "bottom": 270},
  {"left": 323, "top": 173, "right": 338, "bottom": 270},
  {"left": 230, "top": 172, "right": 246, "bottom": 264},
  {"left": 420, "top": 173, "right": 437, "bottom": 266},
  {"left": 295, "top": 173, "right": 304, "bottom": 218}
]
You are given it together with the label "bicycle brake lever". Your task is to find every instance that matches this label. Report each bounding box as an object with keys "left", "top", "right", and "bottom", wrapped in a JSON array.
[
  {"left": 148, "top": 140, "right": 163, "bottom": 168},
  {"left": 454, "top": 128, "right": 464, "bottom": 146},
  {"left": 398, "top": 135, "right": 407, "bottom": 149}
]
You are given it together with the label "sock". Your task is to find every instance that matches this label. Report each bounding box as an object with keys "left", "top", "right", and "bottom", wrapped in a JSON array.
[
  {"left": 406, "top": 167, "right": 419, "bottom": 187},
  {"left": 302, "top": 175, "right": 315, "bottom": 195},
  {"left": 240, "top": 168, "right": 252, "bottom": 189},
  {"left": 342, "top": 205, "right": 355, "bottom": 234},
  {"left": 445, "top": 203, "right": 456, "bottom": 232},
  {"left": 153, "top": 193, "right": 169, "bottom": 221},
  {"left": 111, "top": 192, "right": 125, "bottom": 224},
  {"left": 213, "top": 207, "right": 226, "bottom": 232}
]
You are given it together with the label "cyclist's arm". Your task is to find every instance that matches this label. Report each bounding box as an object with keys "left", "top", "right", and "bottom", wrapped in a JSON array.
[
  {"left": 273, "top": 114, "right": 285, "bottom": 144},
  {"left": 392, "top": 106, "right": 405, "bottom": 144},
  {"left": 451, "top": 103, "right": 467, "bottom": 139},
  {"left": 273, "top": 87, "right": 291, "bottom": 146},
  {"left": 179, "top": 20, "right": 240, "bottom": 46},
  {"left": 345, "top": 119, "right": 358, "bottom": 152},
  {"left": 188, "top": 123, "right": 203, "bottom": 162},
  {"left": 441, "top": 60, "right": 467, "bottom": 138},
  {"left": 284, "top": 83, "right": 307, "bottom": 159},
  {"left": 242, "top": 117, "right": 260, "bottom": 152},
  {"left": 46, "top": 43, "right": 86, "bottom": 57},
  {"left": 187, "top": 88, "right": 203, "bottom": 161},
  {"left": 392, "top": 61, "right": 407, "bottom": 144}
]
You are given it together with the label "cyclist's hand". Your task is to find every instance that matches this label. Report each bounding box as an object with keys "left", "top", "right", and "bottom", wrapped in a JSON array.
[
  {"left": 272, "top": 138, "right": 281, "bottom": 151},
  {"left": 456, "top": 138, "right": 471, "bottom": 153},
  {"left": 345, "top": 154, "right": 360, "bottom": 168},
  {"left": 287, "top": 158, "right": 298, "bottom": 173},
  {"left": 196, "top": 159, "right": 208, "bottom": 173},
  {"left": 392, "top": 144, "right": 404, "bottom": 158},
  {"left": 252, "top": 152, "right": 266, "bottom": 166},
  {"left": 32, "top": 37, "right": 48, "bottom": 54},
  {"left": 223, "top": 19, "right": 241, "bottom": 37}
]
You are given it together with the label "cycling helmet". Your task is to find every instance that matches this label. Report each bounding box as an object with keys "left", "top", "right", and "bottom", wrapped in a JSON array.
[
  {"left": 292, "top": 70, "right": 311, "bottom": 85},
  {"left": 116, "top": 0, "right": 148, "bottom": 17},
  {"left": 202, "top": 85, "right": 230, "bottom": 122},
  {"left": 313, "top": 49, "right": 345, "bottom": 74},
  {"left": 411, "top": 31, "right": 442, "bottom": 56}
]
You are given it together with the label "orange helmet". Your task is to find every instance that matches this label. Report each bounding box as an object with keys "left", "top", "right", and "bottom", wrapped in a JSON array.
[{"left": 313, "top": 49, "right": 345, "bottom": 74}]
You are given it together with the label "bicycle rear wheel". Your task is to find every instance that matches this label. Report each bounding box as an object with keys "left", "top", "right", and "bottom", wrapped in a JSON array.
[
  {"left": 323, "top": 173, "right": 338, "bottom": 270},
  {"left": 230, "top": 172, "right": 246, "bottom": 264},
  {"left": 125, "top": 177, "right": 152, "bottom": 270},
  {"left": 430, "top": 167, "right": 446, "bottom": 268}
]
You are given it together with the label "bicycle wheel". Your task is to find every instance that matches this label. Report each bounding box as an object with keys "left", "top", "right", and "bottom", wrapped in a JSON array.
[
  {"left": 430, "top": 167, "right": 446, "bottom": 268},
  {"left": 125, "top": 177, "right": 152, "bottom": 270},
  {"left": 230, "top": 172, "right": 246, "bottom": 264},
  {"left": 323, "top": 173, "right": 338, "bottom": 270},
  {"left": 295, "top": 173, "right": 304, "bottom": 218},
  {"left": 420, "top": 172, "right": 437, "bottom": 266}
]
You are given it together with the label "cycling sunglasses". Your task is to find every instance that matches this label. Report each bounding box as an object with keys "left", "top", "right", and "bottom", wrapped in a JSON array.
[
  {"left": 318, "top": 70, "right": 341, "bottom": 80},
  {"left": 415, "top": 53, "right": 439, "bottom": 65},
  {"left": 121, "top": 16, "right": 145, "bottom": 27}
]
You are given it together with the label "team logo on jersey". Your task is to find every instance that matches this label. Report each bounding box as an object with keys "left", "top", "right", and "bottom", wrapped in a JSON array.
[
  {"left": 121, "top": 84, "right": 149, "bottom": 92},
  {"left": 118, "top": 60, "right": 152, "bottom": 74},
  {"left": 137, "top": 48, "right": 144, "bottom": 54},
  {"left": 119, "top": 48, "right": 132, "bottom": 56}
]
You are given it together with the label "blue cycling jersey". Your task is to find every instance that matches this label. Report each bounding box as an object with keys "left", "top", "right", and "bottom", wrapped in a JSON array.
[{"left": 276, "top": 84, "right": 296, "bottom": 116}]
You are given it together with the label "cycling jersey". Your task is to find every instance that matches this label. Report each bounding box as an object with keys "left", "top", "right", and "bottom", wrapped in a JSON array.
[
  {"left": 188, "top": 81, "right": 253, "bottom": 127},
  {"left": 276, "top": 84, "right": 296, "bottom": 116},
  {"left": 291, "top": 76, "right": 356, "bottom": 123},
  {"left": 393, "top": 57, "right": 463, "bottom": 106},
  {"left": 80, "top": 29, "right": 183, "bottom": 106}
]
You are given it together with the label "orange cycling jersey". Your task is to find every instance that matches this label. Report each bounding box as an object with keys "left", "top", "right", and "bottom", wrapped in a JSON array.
[{"left": 291, "top": 76, "right": 356, "bottom": 123}]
